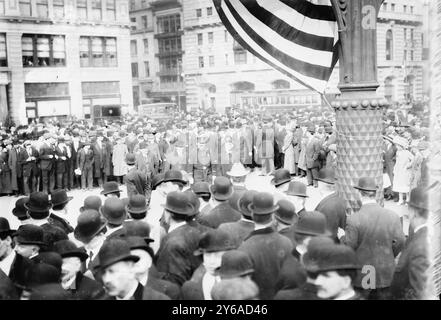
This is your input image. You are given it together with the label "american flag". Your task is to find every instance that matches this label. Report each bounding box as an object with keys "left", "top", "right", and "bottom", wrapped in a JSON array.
[{"left": 213, "top": 0, "right": 340, "bottom": 93}]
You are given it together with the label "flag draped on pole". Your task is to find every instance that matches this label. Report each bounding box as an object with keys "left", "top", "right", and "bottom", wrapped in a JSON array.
[{"left": 213, "top": 0, "right": 340, "bottom": 93}]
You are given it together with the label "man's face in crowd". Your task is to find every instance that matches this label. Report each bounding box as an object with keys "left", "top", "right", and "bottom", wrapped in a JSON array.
[
  {"left": 102, "top": 261, "right": 136, "bottom": 298},
  {"left": 15, "top": 243, "right": 39, "bottom": 259},
  {"left": 203, "top": 251, "right": 225, "bottom": 275},
  {"left": 61, "top": 256, "right": 82, "bottom": 285},
  {"left": 131, "top": 249, "right": 152, "bottom": 278},
  {"left": 315, "top": 271, "right": 350, "bottom": 299},
  {"left": 0, "top": 235, "right": 12, "bottom": 260}
]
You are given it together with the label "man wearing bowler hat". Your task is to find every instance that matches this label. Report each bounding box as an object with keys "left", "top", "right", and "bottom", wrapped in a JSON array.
[
  {"left": 11, "top": 197, "right": 31, "bottom": 225},
  {"left": 79, "top": 195, "right": 102, "bottom": 213},
  {"left": 226, "top": 162, "right": 249, "bottom": 214},
  {"left": 285, "top": 181, "right": 309, "bottom": 218},
  {"left": 271, "top": 168, "right": 292, "bottom": 202},
  {"left": 181, "top": 229, "right": 237, "bottom": 300},
  {"left": 99, "top": 238, "right": 168, "bottom": 300},
  {"left": 100, "top": 181, "right": 123, "bottom": 199},
  {"left": 18, "top": 140, "right": 39, "bottom": 194},
  {"left": 314, "top": 168, "right": 347, "bottom": 242},
  {"left": 191, "top": 181, "right": 212, "bottom": 217},
  {"left": 74, "top": 209, "right": 107, "bottom": 279},
  {"left": 218, "top": 190, "right": 257, "bottom": 246},
  {"left": 390, "top": 187, "right": 431, "bottom": 300},
  {"left": 126, "top": 236, "right": 180, "bottom": 300},
  {"left": 53, "top": 239, "right": 105, "bottom": 300},
  {"left": 238, "top": 192, "right": 293, "bottom": 300},
  {"left": 341, "top": 177, "right": 405, "bottom": 299},
  {"left": 49, "top": 189, "right": 74, "bottom": 235},
  {"left": 155, "top": 191, "right": 203, "bottom": 286},
  {"left": 199, "top": 176, "right": 241, "bottom": 229},
  {"left": 13, "top": 224, "right": 45, "bottom": 261},
  {"left": 100, "top": 197, "right": 127, "bottom": 240},
  {"left": 77, "top": 141, "right": 94, "bottom": 191},
  {"left": 274, "top": 199, "right": 297, "bottom": 247},
  {"left": 124, "top": 153, "right": 150, "bottom": 200},
  {"left": 54, "top": 136, "right": 69, "bottom": 189},
  {"left": 218, "top": 249, "right": 254, "bottom": 281},
  {"left": 38, "top": 133, "right": 56, "bottom": 194},
  {"left": 0, "top": 217, "right": 34, "bottom": 293}
]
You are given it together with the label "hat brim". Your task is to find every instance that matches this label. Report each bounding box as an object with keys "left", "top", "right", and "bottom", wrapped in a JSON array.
[
  {"left": 161, "top": 204, "right": 195, "bottom": 217},
  {"left": 52, "top": 196, "right": 73, "bottom": 207},
  {"left": 61, "top": 251, "right": 89, "bottom": 262},
  {"left": 100, "top": 189, "right": 123, "bottom": 195},
  {"left": 220, "top": 268, "right": 254, "bottom": 279},
  {"left": 97, "top": 254, "right": 140, "bottom": 270},
  {"left": 248, "top": 203, "right": 279, "bottom": 215},
  {"left": 293, "top": 227, "right": 332, "bottom": 237},
  {"left": 275, "top": 215, "right": 294, "bottom": 225},
  {"left": 163, "top": 178, "right": 187, "bottom": 185},
  {"left": 126, "top": 161, "right": 136, "bottom": 165},
  {"left": 210, "top": 185, "right": 233, "bottom": 201},
  {"left": 74, "top": 220, "right": 107, "bottom": 244},
  {"left": 270, "top": 178, "right": 292, "bottom": 187},
  {"left": 353, "top": 186, "right": 377, "bottom": 192},
  {"left": 24, "top": 203, "right": 52, "bottom": 213},
  {"left": 126, "top": 205, "right": 148, "bottom": 215},
  {"left": 0, "top": 230, "right": 16, "bottom": 238},
  {"left": 316, "top": 178, "right": 336, "bottom": 185},
  {"left": 12, "top": 208, "right": 28, "bottom": 218},
  {"left": 285, "top": 191, "right": 309, "bottom": 198}
]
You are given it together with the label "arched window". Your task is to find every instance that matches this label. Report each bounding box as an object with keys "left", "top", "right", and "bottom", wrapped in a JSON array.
[
  {"left": 386, "top": 30, "right": 393, "bottom": 60},
  {"left": 271, "top": 79, "right": 290, "bottom": 90},
  {"left": 231, "top": 81, "right": 255, "bottom": 92}
]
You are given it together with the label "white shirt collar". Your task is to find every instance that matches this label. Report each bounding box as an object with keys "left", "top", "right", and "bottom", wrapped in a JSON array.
[
  {"left": 115, "top": 281, "right": 139, "bottom": 300},
  {"left": 29, "top": 218, "right": 49, "bottom": 226},
  {"left": 106, "top": 225, "right": 123, "bottom": 237},
  {"left": 0, "top": 250, "right": 16, "bottom": 276},
  {"left": 139, "top": 273, "right": 149, "bottom": 287},
  {"left": 361, "top": 199, "right": 377, "bottom": 205},
  {"left": 202, "top": 272, "right": 220, "bottom": 300},
  {"left": 334, "top": 289, "right": 357, "bottom": 300},
  {"left": 61, "top": 274, "right": 77, "bottom": 290},
  {"left": 254, "top": 223, "right": 272, "bottom": 231},
  {"left": 168, "top": 221, "right": 187, "bottom": 234},
  {"left": 414, "top": 223, "right": 428, "bottom": 234}
]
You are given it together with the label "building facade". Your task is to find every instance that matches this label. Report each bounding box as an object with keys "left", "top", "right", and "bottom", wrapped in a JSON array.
[
  {"left": 178, "top": 0, "right": 427, "bottom": 112},
  {"left": 0, "top": 0, "right": 133, "bottom": 125},
  {"left": 129, "top": 0, "right": 185, "bottom": 110}
]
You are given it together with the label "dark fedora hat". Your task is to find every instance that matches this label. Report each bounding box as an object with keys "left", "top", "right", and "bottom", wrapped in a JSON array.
[
  {"left": 126, "top": 236, "right": 154, "bottom": 260},
  {"left": 29, "top": 283, "right": 72, "bottom": 300},
  {"left": 302, "top": 236, "right": 340, "bottom": 272},
  {"left": 316, "top": 168, "right": 337, "bottom": 185},
  {"left": 191, "top": 181, "right": 211, "bottom": 196},
  {"left": 219, "top": 250, "right": 254, "bottom": 279},
  {"left": 97, "top": 238, "right": 139, "bottom": 270},
  {"left": 24, "top": 192, "right": 52, "bottom": 213},
  {"left": 270, "top": 169, "right": 292, "bottom": 187},
  {"left": 125, "top": 153, "right": 136, "bottom": 165},
  {"left": 126, "top": 194, "right": 148, "bottom": 218},
  {"left": 294, "top": 211, "right": 331, "bottom": 237},
  {"left": 353, "top": 177, "right": 378, "bottom": 192},
  {"left": 35, "top": 252, "right": 63, "bottom": 274},
  {"left": 80, "top": 195, "right": 102, "bottom": 212},
  {"left": 304, "top": 243, "right": 360, "bottom": 273},
  {"left": 210, "top": 176, "right": 234, "bottom": 201},
  {"left": 100, "top": 181, "right": 122, "bottom": 195},
  {"left": 123, "top": 220, "right": 154, "bottom": 243},
  {"left": 12, "top": 197, "right": 29, "bottom": 221},
  {"left": 53, "top": 240, "right": 89, "bottom": 262},
  {"left": 194, "top": 229, "right": 237, "bottom": 256},
  {"left": 162, "top": 191, "right": 195, "bottom": 216},
  {"left": 285, "top": 181, "right": 308, "bottom": 197},
  {"left": 163, "top": 170, "right": 187, "bottom": 185},
  {"left": 237, "top": 190, "right": 258, "bottom": 218},
  {"left": 275, "top": 199, "right": 296, "bottom": 225},
  {"left": 13, "top": 224, "right": 45, "bottom": 246},
  {"left": 50, "top": 189, "right": 73, "bottom": 207},
  {"left": 0, "top": 217, "right": 16, "bottom": 238},
  {"left": 24, "top": 263, "right": 61, "bottom": 289},
  {"left": 248, "top": 192, "right": 279, "bottom": 215},
  {"left": 74, "top": 209, "right": 107, "bottom": 243},
  {"left": 100, "top": 198, "right": 127, "bottom": 226},
  {"left": 407, "top": 186, "right": 429, "bottom": 210}
]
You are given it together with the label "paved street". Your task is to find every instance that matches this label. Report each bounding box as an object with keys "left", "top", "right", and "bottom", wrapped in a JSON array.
[{"left": 0, "top": 170, "right": 410, "bottom": 236}]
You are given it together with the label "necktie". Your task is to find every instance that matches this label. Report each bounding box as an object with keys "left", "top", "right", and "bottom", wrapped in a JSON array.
[{"left": 88, "top": 251, "right": 94, "bottom": 268}]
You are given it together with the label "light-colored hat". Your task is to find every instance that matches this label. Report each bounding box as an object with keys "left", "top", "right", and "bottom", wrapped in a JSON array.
[{"left": 227, "top": 163, "right": 250, "bottom": 177}]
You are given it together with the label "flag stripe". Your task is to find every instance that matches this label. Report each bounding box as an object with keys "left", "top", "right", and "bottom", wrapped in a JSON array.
[
  {"left": 256, "top": 0, "right": 336, "bottom": 38},
  {"left": 225, "top": 0, "right": 333, "bottom": 79},
  {"left": 240, "top": 0, "right": 335, "bottom": 52},
  {"left": 279, "top": 0, "right": 336, "bottom": 21},
  {"left": 230, "top": 0, "right": 333, "bottom": 66},
  {"left": 219, "top": 0, "right": 329, "bottom": 92}
]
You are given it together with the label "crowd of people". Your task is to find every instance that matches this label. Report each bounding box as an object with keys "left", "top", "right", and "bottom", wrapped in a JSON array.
[{"left": 0, "top": 103, "right": 436, "bottom": 300}]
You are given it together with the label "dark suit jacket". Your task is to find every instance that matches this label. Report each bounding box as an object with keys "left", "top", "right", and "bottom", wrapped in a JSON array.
[
  {"left": 390, "top": 227, "right": 430, "bottom": 299},
  {"left": 155, "top": 224, "right": 202, "bottom": 286},
  {"left": 305, "top": 136, "right": 321, "bottom": 169},
  {"left": 343, "top": 203, "right": 405, "bottom": 288},
  {"left": 276, "top": 249, "right": 307, "bottom": 292},
  {"left": 54, "top": 145, "right": 68, "bottom": 173},
  {"left": 314, "top": 192, "right": 347, "bottom": 241},
  {"left": 125, "top": 167, "right": 149, "bottom": 198},
  {"left": 48, "top": 212, "right": 74, "bottom": 234},
  {"left": 18, "top": 147, "right": 39, "bottom": 177},
  {"left": 0, "top": 269, "right": 19, "bottom": 300},
  {"left": 8, "top": 252, "right": 33, "bottom": 290},
  {"left": 147, "top": 266, "right": 181, "bottom": 300},
  {"left": 199, "top": 202, "right": 241, "bottom": 229},
  {"left": 239, "top": 227, "right": 293, "bottom": 300},
  {"left": 218, "top": 219, "right": 254, "bottom": 246},
  {"left": 278, "top": 226, "right": 297, "bottom": 247},
  {"left": 181, "top": 265, "right": 207, "bottom": 300},
  {"left": 77, "top": 148, "right": 94, "bottom": 171},
  {"left": 103, "top": 282, "right": 170, "bottom": 300},
  {"left": 228, "top": 185, "right": 247, "bottom": 212},
  {"left": 39, "top": 143, "right": 55, "bottom": 171},
  {"left": 92, "top": 142, "right": 109, "bottom": 177},
  {"left": 69, "top": 272, "right": 105, "bottom": 300}
]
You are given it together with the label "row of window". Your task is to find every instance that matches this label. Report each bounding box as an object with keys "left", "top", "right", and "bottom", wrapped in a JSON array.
[
  {"left": 129, "top": 0, "right": 149, "bottom": 11},
  {"left": 196, "top": 7, "right": 213, "bottom": 18},
  {"left": 130, "top": 39, "right": 149, "bottom": 56},
  {"left": 198, "top": 51, "right": 248, "bottom": 68},
  {"left": 131, "top": 15, "right": 149, "bottom": 31},
  {"left": 197, "top": 31, "right": 229, "bottom": 46},
  {"left": 1, "top": 0, "right": 116, "bottom": 20},
  {"left": 20, "top": 34, "right": 118, "bottom": 68},
  {"left": 131, "top": 61, "right": 150, "bottom": 78},
  {"left": 157, "top": 14, "right": 181, "bottom": 34},
  {"left": 385, "top": 29, "right": 420, "bottom": 61},
  {"left": 382, "top": 2, "right": 414, "bottom": 14}
]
